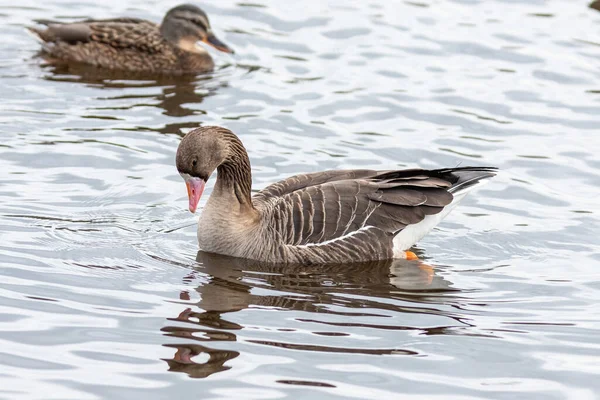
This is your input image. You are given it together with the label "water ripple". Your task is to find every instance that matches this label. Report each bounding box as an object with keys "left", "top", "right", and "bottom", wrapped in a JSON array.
[{"left": 0, "top": 0, "right": 599, "bottom": 398}]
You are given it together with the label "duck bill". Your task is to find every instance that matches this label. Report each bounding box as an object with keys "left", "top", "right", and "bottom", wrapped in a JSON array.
[
  {"left": 203, "top": 34, "right": 234, "bottom": 54},
  {"left": 185, "top": 177, "right": 205, "bottom": 213}
]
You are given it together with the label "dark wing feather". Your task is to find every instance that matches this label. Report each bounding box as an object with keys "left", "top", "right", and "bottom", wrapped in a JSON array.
[
  {"left": 39, "top": 23, "right": 92, "bottom": 43},
  {"left": 30, "top": 19, "right": 163, "bottom": 53},
  {"left": 255, "top": 167, "right": 496, "bottom": 246}
]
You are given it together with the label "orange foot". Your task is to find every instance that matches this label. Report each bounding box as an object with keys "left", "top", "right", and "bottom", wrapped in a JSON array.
[
  {"left": 418, "top": 262, "right": 435, "bottom": 284},
  {"left": 405, "top": 250, "right": 419, "bottom": 260}
]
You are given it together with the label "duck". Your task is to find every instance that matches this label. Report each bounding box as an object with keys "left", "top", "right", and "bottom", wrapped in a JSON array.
[
  {"left": 176, "top": 126, "right": 497, "bottom": 264},
  {"left": 28, "top": 4, "right": 233, "bottom": 75}
]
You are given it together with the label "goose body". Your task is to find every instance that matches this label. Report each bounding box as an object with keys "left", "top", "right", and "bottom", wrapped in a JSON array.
[
  {"left": 28, "top": 4, "right": 233, "bottom": 75},
  {"left": 176, "top": 126, "right": 497, "bottom": 264}
]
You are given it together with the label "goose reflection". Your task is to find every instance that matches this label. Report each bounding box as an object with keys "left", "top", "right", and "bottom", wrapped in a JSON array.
[
  {"left": 161, "top": 343, "right": 240, "bottom": 379},
  {"left": 192, "top": 250, "right": 456, "bottom": 310},
  {"left": 161, "top": 251, "right": 458, "bottom": 378},
  {"left": 41, "top": 63, "right": 228, "bottom": 119}
]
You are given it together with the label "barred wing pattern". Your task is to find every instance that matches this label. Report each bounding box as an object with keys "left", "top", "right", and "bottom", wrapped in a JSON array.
[{"left": 250, "top": 168, "right": 498, "bottom": 263}]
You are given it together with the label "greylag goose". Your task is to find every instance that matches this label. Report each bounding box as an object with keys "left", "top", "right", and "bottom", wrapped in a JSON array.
[
  {"left": 176, "top": 126, "right": 497, "bottom": 264},
  {"left": 28, "top": 4, "right": 233, "bottom": 75}
]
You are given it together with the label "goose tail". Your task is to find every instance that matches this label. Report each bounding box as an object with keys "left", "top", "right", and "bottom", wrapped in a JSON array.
[
  {"left": 445, "top": 166, "right": 498, "bottom": 194},
  {"left": 392, "top": 166, "right": 497, "bottom": 255}
]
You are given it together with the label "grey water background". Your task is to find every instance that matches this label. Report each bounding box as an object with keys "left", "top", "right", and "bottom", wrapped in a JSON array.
[{"left": 1, "top": 0, "right": 600, "bottom": 398}]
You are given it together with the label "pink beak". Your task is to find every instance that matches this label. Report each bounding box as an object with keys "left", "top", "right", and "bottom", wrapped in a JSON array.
[{"left": 185, "top": 177, "right": 205, "bottom": 213}]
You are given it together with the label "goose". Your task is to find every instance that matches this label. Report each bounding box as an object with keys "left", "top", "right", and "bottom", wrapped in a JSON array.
[
  {"left": 176, "top": 126, "right": 497, "bottom": 264},
  {"left": 28, "top": 4, "right": 233, "bottom": 75}
]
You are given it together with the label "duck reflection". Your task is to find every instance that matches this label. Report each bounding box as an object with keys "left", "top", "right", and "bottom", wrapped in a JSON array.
[
  {"left": 41, "top": 62, "right": 228, "bottom": 120},
  {"left": 161, "top": 251, "right": 457, "bottom": 378}
]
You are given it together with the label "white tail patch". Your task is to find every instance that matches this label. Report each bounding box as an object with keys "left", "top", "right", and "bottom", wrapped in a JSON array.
[{"left": 392, "top": 177, "right": 492, "bottom": 257}]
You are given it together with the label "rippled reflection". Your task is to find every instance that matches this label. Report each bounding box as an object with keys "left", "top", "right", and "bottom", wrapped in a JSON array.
[
  {"left": 41, "top": 62, "right": 229, "bottom": 120},
  {"left": 2, "top": 0, "right": 600, "bottom": 398},
  {"left": 160, "top": 251, "right": 459, "bottom": 378},
  {"left": 162, "top": 342, "right": 240, "bottom": 379}
]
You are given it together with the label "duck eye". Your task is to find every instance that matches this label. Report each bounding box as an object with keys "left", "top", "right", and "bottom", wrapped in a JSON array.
[
  {"left": 192, "top": 160, "right": 197, "bottom": 167},
  {"left": 193, "top": 19, "right": 207, "bottom": 31}
]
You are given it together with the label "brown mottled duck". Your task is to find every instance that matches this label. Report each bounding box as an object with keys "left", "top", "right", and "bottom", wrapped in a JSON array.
[{"left": 28, "top": 4, "right": 233, "bottom": 75}]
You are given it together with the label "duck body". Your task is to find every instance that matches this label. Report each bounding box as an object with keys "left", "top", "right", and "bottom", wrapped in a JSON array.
[
  {"left": 28, "top": 4, "right": 232, "bottom": 75},
  {"left": 177, "top": 127, "right": 497, "bottom": 264}
]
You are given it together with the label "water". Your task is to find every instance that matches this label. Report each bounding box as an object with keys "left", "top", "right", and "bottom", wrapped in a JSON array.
[{"left": 1, "top": 0, "right": 600, "bottom": 398}]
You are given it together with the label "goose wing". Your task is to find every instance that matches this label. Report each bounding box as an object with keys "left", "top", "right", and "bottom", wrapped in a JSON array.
[
  {"left": 254, "top": 168, "right": 496, "bottom": 246},
  {"left": 253, "top": 169, "right": 380, "bottom": 201}
]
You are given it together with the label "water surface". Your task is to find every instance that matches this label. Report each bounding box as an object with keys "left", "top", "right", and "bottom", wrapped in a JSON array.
[{"left": 1, "top": 0, "right": 600, "bottom": 399}]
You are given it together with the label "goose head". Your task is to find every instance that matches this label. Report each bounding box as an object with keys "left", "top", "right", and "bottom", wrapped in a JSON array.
[
  {"left": 160, "top": 4, "right": 233, "bottom": 54},
  {"left": 176, "top": 126, "right": 234, "bottom": 213}
]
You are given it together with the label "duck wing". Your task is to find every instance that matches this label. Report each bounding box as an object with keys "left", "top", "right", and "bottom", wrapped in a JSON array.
[
  {"left": 33, "top": 17, "right": 147, "bottom": 26},
  {"left": 29, "top": 19, "right": 163, "bottom": 53}
]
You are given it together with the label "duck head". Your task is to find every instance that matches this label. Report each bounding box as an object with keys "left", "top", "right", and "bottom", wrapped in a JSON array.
[{"left": 161, "top": 4, "right": 233, "bottom": 54}]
